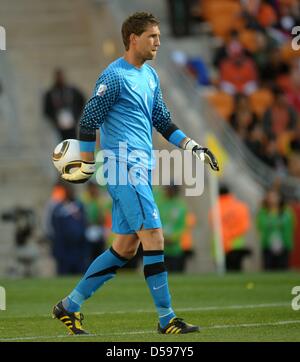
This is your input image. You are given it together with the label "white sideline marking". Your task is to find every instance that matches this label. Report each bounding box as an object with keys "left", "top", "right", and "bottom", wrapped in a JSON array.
[
  {"left": 37, "top": 302, "right": 292, "bottom": 318},
  {"left": 90, "top": 302, "right": 290, "bottom": 315},
  {"left": 0, "top": 319, "right": 300, "bottom": 341},
  {"left": 2, "top": 302, "right": 291, "bottom": 319},
  {"left": 206, "top": 320, "right": 300, "bottom": 330}
]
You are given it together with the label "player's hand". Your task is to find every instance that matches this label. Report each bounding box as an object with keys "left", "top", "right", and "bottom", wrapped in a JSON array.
[
  {"left": 184, "top": 139, "right": 219, "bottom": 171},
  {"left": 194, "top": 146, "right": 219, "bottom": 171},
  {"left": 61, "top": 160, "right": 96, "bottom": 183}
]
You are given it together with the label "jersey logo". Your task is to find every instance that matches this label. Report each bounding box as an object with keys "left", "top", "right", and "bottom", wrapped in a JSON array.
[
  {"left": 153, "top": 282, "right": 167, "bottom": 291},
  {"left": 96, "top": 84, "right": 107, "bottom": 96},
  {"left": 152, "top": 209, "right": 158, "bottom": 219},
  {"left": 131, "top": 84, "right": 138, "bottom": 91}
]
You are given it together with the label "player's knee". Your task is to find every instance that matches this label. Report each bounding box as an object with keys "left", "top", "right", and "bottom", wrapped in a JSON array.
[
  {"left": 113, "top": 248, "right": 136, "bottom": 260},
  {"left": 123, "top": 246, "right": 138, "bottom": 259},
  {"left": 149, "top": 229, "right": 164, "bottom": 249},
  {"left": 138, "top": 228, "right": 164, "bottom": 250}
]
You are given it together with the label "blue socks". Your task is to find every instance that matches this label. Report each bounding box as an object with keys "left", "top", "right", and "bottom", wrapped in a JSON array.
[
  {"left": 143, "top": 250, "right": 176, "bottom": 328},
  {"left": 62, "top": 247, "right": 128, "bottom": 312},
  {"left": 62, "top": 247, "right": 176, "bottom": 328}
]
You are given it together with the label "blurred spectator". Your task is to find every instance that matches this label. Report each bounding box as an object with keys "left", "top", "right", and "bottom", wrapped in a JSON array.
[
  {"left": 262, "top": 86, "right": 297, "bottom": 139},
  {"left": 289, "top": 199, "right": 300, "bottom": 269},
  {"left": 49, "top": 182, "right": 88, "bottom": 275},
  {"left": 186, "top": 56, "right": 211, "bottom": 86},
  {"left": 171, "top": 50, "right": 211, "bottom": 86},
  {"left": 241, "top": 0, "right": 277, "bottom": 31},
  {"left": 290, "top": 121, "right": 300, "bottom": 153},
  {"left": 229, "top": 93, "right": 258, "bottom": 141},
  {"left": 287, "top": 151, "right": 300, "bottom": 178},
  {"left": 213, "top": 30, "right": 241, "bottom": 68},
  {"left": 180, "top": 210, "right": 197, "bottom": 268},
  {"left": 257, "top": 0, "right": 278, "bottom": 28},
  {"left": 199, "top": 0, "right": 300, "bottom": 191},
  {"left": 43, "top": 68, "right": 85, "bottom": 140},
  {"left": 275, "top": 0, "right": 298, "bottom": 36},
  {"left": 80, "top": 182, "right": 109, "bottom": 264},
  {"left": 256, "top": 189, "right": 295, "bottom": 270},
  {"left": 260, "top": 137, "right": 288, "bottom": 173},
  {"left": 43, "top": 181, "right": 67, "bottom": 242},
  {"left": 259, "top": 47, "right": 290, "bottom": 87},
  {"left": 245, "top": 124, "right": 266, "bottom": 161},
  {"left": 248, "top": 30, "right": 273, "bottom": 72},
  {"left": 209, "top": 184, "right": 251, "bottom": 271},
  {"left": 219, "top": 40, "right": 258, "bottom": 95},
  {"left": 285, "top": 61, "right": 300, "bottom": 114}
]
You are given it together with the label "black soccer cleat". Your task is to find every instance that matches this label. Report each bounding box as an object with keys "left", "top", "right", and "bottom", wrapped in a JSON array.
[
  {"left": 158, "top": 317, "right": 200, "bottom": 334},
  {"left": 52, "top": 301, "right": 88, "bottom": 335}
]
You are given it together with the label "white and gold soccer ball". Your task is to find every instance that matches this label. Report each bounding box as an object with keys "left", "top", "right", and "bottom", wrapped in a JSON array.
[{"left": 52, "top": 139, "right": 81, "bottom": 175}]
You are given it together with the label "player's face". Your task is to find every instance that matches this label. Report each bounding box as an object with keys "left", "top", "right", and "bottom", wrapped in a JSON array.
[{"left": 134, "top": 25, "right": 160, "bottom": 61}]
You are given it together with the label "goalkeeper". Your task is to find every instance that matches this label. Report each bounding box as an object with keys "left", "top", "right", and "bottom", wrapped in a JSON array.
[{"left": 53, "top": 12, "right": 219, "bottom": 335}]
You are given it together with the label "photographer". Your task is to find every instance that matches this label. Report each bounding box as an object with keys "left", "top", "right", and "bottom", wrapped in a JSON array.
[{"left": 2, "top": 207, "right": 39, "bottom": 277}]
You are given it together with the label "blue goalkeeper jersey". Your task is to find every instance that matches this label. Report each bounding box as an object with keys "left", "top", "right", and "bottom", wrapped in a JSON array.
[{"left": 80, "top": 57, "right": 173, "bottom": 169}]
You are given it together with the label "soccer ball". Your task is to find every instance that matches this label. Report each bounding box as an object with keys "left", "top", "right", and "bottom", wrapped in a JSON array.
[{"left": 52, "top": 139, "right": 81, "bottom": 175}]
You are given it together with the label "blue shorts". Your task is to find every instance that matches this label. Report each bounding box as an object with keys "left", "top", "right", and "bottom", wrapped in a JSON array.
[{"left": 106, "top": 162, "right": 162, "bottom": 234}]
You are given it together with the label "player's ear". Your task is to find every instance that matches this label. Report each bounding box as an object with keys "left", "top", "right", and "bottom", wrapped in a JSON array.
[{"left": 130, "top": 33, "right": 138, "bottom": 46}]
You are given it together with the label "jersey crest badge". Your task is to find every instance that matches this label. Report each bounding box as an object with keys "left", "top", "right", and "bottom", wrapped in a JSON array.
[{"left": 96, "top": 84, "right": 107, "bottom": 97}]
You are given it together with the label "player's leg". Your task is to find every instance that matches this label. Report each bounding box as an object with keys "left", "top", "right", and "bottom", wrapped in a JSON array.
[
  {"left": 112, "top": 166, "right": 199, "bottom": 334},
  {"left": 137, "top": 227, "right": 175, "bottom": 325},
  {"left": 53, "top": 233, "right": 139, "bottom": 334},
  {"left": 111, "top": 233, "right": 140, "bottom": 260},
  {"left": 137, "top": 228, "right": 199, "bottom": 334},
  {"left": 62, "top": 233, "right": 139, "bottom": 311},
  {"left": 53, "top": 166, "right": 141, "bottom": 335}
]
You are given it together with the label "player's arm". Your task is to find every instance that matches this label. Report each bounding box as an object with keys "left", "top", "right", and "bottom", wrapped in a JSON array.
[
  {"left": 96, "top": 129, "right": 100, "bottom": 150},
  {"left": 152, "top": 87, "right": 219, "bottom": 171},
  {"left": 62, "top": 72, "right": 121, "bottom": 182},
  {"left": 76, "top": 130, "right": 100, "bottom": 164}
]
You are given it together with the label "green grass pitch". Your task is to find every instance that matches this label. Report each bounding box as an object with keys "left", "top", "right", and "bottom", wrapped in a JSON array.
[{"left": 0, "top": 272, "right": 299, "bottom": 342}]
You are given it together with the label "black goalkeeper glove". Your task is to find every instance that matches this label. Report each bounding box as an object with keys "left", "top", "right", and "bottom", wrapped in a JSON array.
[{"left": 184, "top": 139, "right": 220, "bottom": 172}]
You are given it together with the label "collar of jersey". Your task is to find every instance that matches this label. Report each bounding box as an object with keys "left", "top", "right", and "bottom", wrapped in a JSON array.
[{"left": 121, "top": 57, "right": 144, "bottom": 72}]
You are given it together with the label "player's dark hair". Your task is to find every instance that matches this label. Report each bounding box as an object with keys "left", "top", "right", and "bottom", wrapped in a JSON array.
[{"left": 122, "top": 12, "right": 159, "bottom": 51}]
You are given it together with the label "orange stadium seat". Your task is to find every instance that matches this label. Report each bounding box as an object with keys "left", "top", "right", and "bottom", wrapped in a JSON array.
[
  {"left": 201, "top": 0, "right": 239, "bottom": 20},
  {"left": 201, "top": 0, "right": 244, "bottom": 39},
  {"left": 206, "top": 90, "right": 234, "bottom": 121},
  {"left": 277, "top": 131, "right": 293, "bottom": 156},
  {"left": 249, "top": 88, "right": 274, "bottom": 118},
  {"left": 239, "top": 29, "right": 259, "bottom": 53},
  {"left": 280, "top": 41, "right": 300, "bottom": 62}
]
